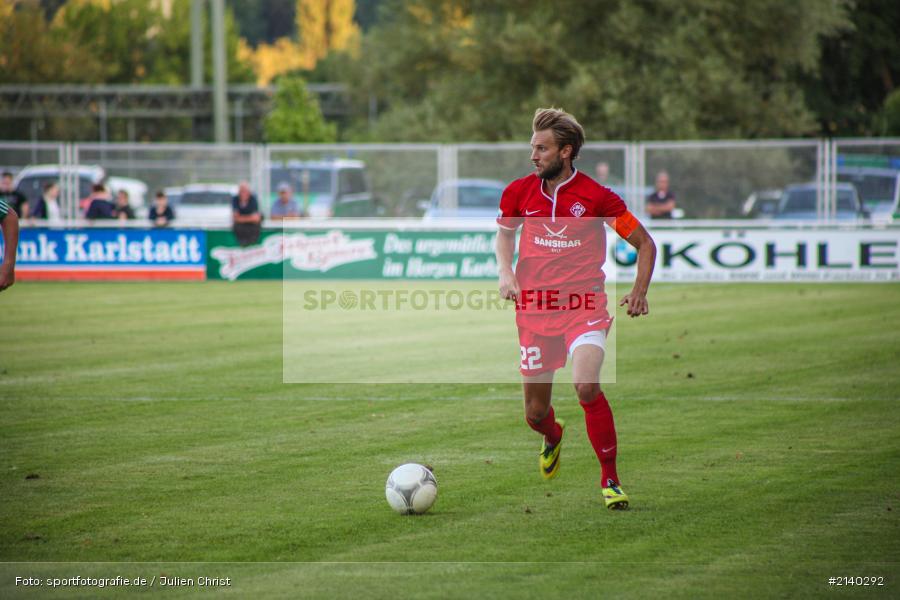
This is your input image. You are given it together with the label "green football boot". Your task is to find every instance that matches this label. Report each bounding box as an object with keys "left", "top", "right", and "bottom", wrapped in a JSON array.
[
  {"left": 602, "top": 480, "right": 630, "bottom": 510},
  {"left": 539, "top": 419, "right": 566, "bottom": 479}
]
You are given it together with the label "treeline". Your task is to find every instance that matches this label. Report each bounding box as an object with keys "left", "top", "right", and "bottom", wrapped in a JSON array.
[
  {"left": 1, "top": 0, "right": 898, "bottom": 142},
  {"left": 1, "top": 1, "right": 252, "bottom": 85},
  {"left": 0, "top": 0, "right": 253, "bottom": 141},
  {"left": 337, "top": 0, "right": 900, "bottom": 141}
]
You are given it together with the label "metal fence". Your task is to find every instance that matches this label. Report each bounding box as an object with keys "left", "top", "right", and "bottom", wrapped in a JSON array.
[
  {"left": 832, "top": 139, "right": 900, "bottom": 223},
  {"left": 2, "top": 138, "right": 898, "bottom": 223},
  {"left": 266, "top": 144, "right": 442, "bottom": 218},
  {"left": 74, "top": 143, "right": 260, "bottom": 221},
  {"left": 639, "top": 140, "right": 823, "bottom": 219}
]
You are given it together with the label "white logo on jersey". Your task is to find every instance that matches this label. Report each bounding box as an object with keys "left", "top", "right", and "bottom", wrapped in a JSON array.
[
  {"left": 534, "top": 237, "right": 582, "bottom": 249},
  {"left": 570, "top": 202, "right": 586, "bottom": 217},
  {"left": 535, "top": 224, "right": 581, "bottom": 250},
  {"left": 542, "top": 224, "right": 568, "bottom": 238},
  {"left": 525, "top": 209, "right": 541, "bottom": 215}
]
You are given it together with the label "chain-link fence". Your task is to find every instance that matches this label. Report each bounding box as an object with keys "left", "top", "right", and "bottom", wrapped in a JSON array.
[
  {"left": 0, "top": 142, "right": 65, "bottom": 216},
  {"left": 2, "top": 139, "right": 897, "bottom": 223},
  {"left": 833, "top": 139, "right": 900, "bottom": 223},
  {"left": 639, "top": 140, "right": 823, "bottom": 220},
  {"left": 266, "top": 144, "right": 441, "bottom": 218},
  {"left": 453, "top": 142, "right": 632, "bottom": 210},
  {"left": 0, "top": 142, "right": 64, "bottom": 173},
  {"left": 74, "top": 143, "right": 258, "bottom": 223}
]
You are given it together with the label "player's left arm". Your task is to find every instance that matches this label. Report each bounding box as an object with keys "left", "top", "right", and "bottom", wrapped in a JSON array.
[
  {"left": 600, "top": 188, "right": 656, "bottom": 317},
  {"left": 0, "top": 208, "right": 19, "bottom": 292},
  {"left": 617, "top": 217, "right": 656, "bottom": 318}
]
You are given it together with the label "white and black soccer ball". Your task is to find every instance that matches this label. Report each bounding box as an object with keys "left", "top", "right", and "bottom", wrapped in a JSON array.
[{"left": 385, "top": 463, "right": 437, "bottom": 515}]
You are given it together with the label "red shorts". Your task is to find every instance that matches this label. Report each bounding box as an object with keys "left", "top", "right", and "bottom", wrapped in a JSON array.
[{"left": 516, "top": 296, "right": 612, "bottom": 376}]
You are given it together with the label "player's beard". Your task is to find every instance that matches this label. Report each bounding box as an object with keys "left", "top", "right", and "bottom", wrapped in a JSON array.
[{"left": 537, "top": 155, "right": 565, "bottom": 181}]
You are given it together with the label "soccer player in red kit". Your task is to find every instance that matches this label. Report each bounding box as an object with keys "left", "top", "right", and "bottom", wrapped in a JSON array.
[{"left": 496, "top": 108, "right": 657, "bottom": 509}]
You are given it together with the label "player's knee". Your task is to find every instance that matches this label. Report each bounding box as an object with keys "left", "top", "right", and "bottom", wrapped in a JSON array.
[
  {"left": 574, "top": 382, "right": 600, "bottom": 404},
  {"left": 524, "top": 401, "right": 549, "bottom": 424}
]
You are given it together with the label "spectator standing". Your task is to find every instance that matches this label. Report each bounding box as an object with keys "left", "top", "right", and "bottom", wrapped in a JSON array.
[
  {"left": 114, "top": 189, "right": 135, "bottom": 221},
  {"left": 645, "top": 170, "right": 677, "bottom": 219},
  {"left": 595, "top": 162, "right": 611, "bottom": 185},
  {"left": 0, "top": 171, "right": 28, "bottom": 218},
  {"left": 81, "top": 183, "right": 111, "bottom": 216},
  {"left": 232, "top": 181, "right": 262, "bottom": 246},
  {"left": 149, "top": 190, "right": 175, "bottom": 227},
  {"left": 31, "top": 182, "right": 63, "bottom": 225},
  {"left": 270, "top": 182, "right": 301, "bottom": 220},
  {"left": 86, "top": 184, "right": 116, "bottom": 220}
]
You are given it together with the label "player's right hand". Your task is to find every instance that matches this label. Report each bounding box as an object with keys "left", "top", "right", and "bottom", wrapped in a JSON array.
[
  {"left": 0, "top": 267, "right": 15, "bottom": 292},
  {"left": 618, "top": 292, "right": 649, "bottom": 317},
  {"left": 498, "top": 268, "right": 520, "bottom": 301}
]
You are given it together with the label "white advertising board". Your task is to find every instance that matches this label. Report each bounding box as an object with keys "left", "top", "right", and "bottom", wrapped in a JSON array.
[{"left": 609, "top": 228, "right": 900, "bottom": 282}]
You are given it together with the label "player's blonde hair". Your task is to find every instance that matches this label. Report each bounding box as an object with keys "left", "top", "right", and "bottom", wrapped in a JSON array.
[{"left": 532, "top": 107, "right": 585, "bottom": 161}]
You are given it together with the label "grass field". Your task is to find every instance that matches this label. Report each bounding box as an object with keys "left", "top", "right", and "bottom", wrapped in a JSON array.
[{"left": 0, "top": 281, "right": 898, "bottom": 599}]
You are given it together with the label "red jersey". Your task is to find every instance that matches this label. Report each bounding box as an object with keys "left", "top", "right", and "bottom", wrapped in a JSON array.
[{"left": 497, "top": 169, "right": 635, "bottom": 292}]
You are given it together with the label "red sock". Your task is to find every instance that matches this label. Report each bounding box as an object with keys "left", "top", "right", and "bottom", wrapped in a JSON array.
[
  {"left": 580, "top": 391, "right": 619, "bottom": 486},
  {"left": 526, "top": 405, "right": 562, "bottom": 447}
]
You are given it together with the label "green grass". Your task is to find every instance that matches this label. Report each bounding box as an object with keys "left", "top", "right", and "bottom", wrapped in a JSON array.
[{"left": 0, "top": 282, "right": 898, "bottom": 599}]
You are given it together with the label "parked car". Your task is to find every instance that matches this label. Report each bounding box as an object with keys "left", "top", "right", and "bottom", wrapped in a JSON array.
[
  {"left": 13, "top": 164, "right": 105, "bottom": 210},
  {"left": 742, "top": 189, "right": 782, "bottom": 218},
  {"left": 774, "top": 183, "right": 867, "bottom": 221},
  {"left": 269, "top": 159, "right": 377, "bottom": 219},
  {"left": 165, "top": 183, "right": 238, "bottom": 226},
  {"left": 420, "top": 178, "right": 505, "bottom": 220},
  {"left": 837, "top": 166, "right": 900, "bottom": 223},
  {"left": 164, "top": 186, "right": 183, "bottom": 207}
]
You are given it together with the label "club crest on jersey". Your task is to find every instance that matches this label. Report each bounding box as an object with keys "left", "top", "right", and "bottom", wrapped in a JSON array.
[{"left": 570, "top": 202, "right": 586, "bottom": 218}]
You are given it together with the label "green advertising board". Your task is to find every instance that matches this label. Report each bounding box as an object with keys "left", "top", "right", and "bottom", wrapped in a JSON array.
[{"left": 206, "top": 228, "right": 500, "bottom": 280}]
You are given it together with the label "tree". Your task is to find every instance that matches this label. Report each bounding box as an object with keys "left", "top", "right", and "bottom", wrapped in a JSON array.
[
  {"left": 882, "top": 89, "right": 900, "bottom": 136},
  {"left": 354, "top": 0, "right": 383, "bottom": 31},
  {"left": 264, "top": 75, "right": 337, "bottom": 142},
  {"left": 349, "top": 0, "right": 850, "bottom": 141},
  {"left": 802, "top": 0, "right": 900, "bottom": 136},
  {"left": 0, "top": 1, "right": 106, "bottom": 83},
  {"left": 44, "top": 0, "right": 254, "bottom": 85},
  {"left": 231, "top": 0, "right": 296, "bottom": 47},
  {"left": 50, "top": 0, "right": 161, "bottom": 83},
  {"left": 150, "top": 0, "right": 256, "bottom": 85},
  {"left": 240, "top": 37, "right": 313, "bottom": 86},
  {"left": 0, "top": 0, "right": 255, "bottom": 141},
  {"left": 241, "top": 0, "right": 360, "bottom": 85},
  {"left": 296, "top": 0, "right": 360, "bottom": 64}
]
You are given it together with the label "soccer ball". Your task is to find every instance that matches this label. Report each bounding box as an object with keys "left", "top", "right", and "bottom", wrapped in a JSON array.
[{"left": 385, "top": 463, "right": 437, "bottom": 515}]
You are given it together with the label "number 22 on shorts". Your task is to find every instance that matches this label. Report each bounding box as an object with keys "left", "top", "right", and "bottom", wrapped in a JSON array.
[{"left": 520, "top": 346, "right": 543, "bottom": 370}]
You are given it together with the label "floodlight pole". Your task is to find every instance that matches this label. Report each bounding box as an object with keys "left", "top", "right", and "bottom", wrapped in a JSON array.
[
  {"left": 190, "top": 0, "right": 204, "bottom": 88},
  {"left": 211, "top": 0, "right": 229, "bottom": 143}
]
